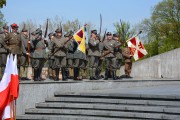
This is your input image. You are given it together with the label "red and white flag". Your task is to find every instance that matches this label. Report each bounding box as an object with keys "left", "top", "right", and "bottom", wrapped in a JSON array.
[
  {"left": 127, "top": 36, "right": 148, "bottom": 61},
  {"left": 0, "top": 54, "right": 19, "bottom": 120}
]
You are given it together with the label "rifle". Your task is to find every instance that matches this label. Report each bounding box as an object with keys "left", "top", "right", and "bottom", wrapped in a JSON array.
[
  {"left": 101, "top": 29, "right": 107, "bottom": 42},
  {"left": 28, "top": 27, "right": 31, "bottom": 65},
  {"left": 101, "top": 31, "right": 142, "bottom": 58},
  {"left": 99, "top": 13, "right": 102, "bottom": 37},
  {"left": 44, "top": 19, "right": 48, "bottom": 39}
]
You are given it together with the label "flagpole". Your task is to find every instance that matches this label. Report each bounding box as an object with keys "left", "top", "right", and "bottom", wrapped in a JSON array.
[{"left": 126, "top": 31, "right": 142, "bottom": 42}]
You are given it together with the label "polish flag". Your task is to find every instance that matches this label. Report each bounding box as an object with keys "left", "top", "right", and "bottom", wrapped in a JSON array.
[
  {"left": 127, "top": 36, "right": 148, "bottom": 61},
  {"left": 0, "top": 54, "right": 19, "bottom": 120}
]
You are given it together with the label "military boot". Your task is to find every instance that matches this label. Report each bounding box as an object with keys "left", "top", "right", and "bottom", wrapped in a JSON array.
[
  {"left": 62, "top": 68, "right": 67, "bottom": 81},
  {"left": 55, "top": 68, "right": 60, "bottom": 81},
  {"left": 37, "top": 69, "right": 43, "bottom": 81},
  {"left": 34, "top": 69, "right": 39, "bottom": 81},
  {"left": 112, "top": 70, "right": 117, "bottom": 80},
  {"left": 92, "top": 68, "right": 98, "bottom": 80},
  {"left": 104, "top": 69, "right": 109, "bottom": 80}
]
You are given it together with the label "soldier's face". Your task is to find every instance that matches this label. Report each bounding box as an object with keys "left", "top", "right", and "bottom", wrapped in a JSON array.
[
  {"left": 91, "top": 33, "right": 96, "bottom": 38},
  {"left": 23, "top": 32, "right": 28, "bottom": 35},
  {"left": 114, "top": 37, "right": 119, "bottom": 41},
  {"left": 107, "top": 35, "right": 112, "bottom": 40},
  {"left": 12, "top": 28, "right": 18, "bottom": 33},
  {"left": 4, "top": 29, "right": 9, "bottom": 33},
  {"left": 57, "top": 32, "right": 62, "bottom": 37}
]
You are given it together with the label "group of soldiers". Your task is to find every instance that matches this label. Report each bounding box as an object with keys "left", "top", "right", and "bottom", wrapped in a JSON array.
[{"left": 0, "top": 23, "right": 133, "bottom": 81}]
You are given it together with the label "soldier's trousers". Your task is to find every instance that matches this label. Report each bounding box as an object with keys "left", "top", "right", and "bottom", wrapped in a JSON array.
[
  {"left": 0, "top": 53, "right": 7, "bottom": 78},
  {"left": 105, "top": 57, "right": 116, "bottom": 71},
  {"left": 48, "top": 59, "right": 55, "bottom": 78},
  {"left": 89, "top": 56, "right": 99, "bottom": 77},
  {"left": 32, "top": 58, "right": 45, "bottom": 77},
  {"left": 20, "top": 55, "right": 28, "bottom": 78},
  {"left": 116, "top": 59, "right": 122, "bottom": 76},
  {"left": 125, "top": 62, "right": 132, "bottom": 75},
  {"left": 54, "top": 56, "right": 66, "bottom": 68},
  {"left": 67, "top": 59, "right": 74, "bottom": 78},
  {"left": 74, "top": 59, "right": 84, "bottom": 79}
]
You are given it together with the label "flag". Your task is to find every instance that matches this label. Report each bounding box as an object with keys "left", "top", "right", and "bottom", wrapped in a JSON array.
[
  {"left": 0, "top": 54, "right": 19, "bottom": 120},
  {"left": 127, "top": 36, "right": 148, "bottom": 61},
  {"left": 73, "top": 26, "right": 87, "bottom": 54}
]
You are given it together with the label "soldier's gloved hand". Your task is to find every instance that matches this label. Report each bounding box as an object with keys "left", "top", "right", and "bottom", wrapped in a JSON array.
[{"left": 26, "top": 53, "right": 30, "bottom": 56}]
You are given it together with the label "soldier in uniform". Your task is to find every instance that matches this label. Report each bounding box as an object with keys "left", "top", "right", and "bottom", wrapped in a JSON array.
[
  {"left": 20, "top": 25, "right": 31, "bottom": 80},
  {"left": 73, "top": 44, "right": 84, "bottom": 80},
  {"left": 53, "top": 27, "right": 68, "bottom": 81},
  {"left": 4, "top": 23, "right": 23, "bottom": 72},
  {"left": 66, "top": 31, "right": 78, "bottom": 79},
  {"left": 122, "top": 44, "right": 133, "bottom": 78},
  {"left": 103, "top": 32, "right": 117, "bottom": 80},
  {"left": 31, "top": 28, "right": 47, "bottom": 81},
  {"left": 88, "top": 30, "right": 101, "bottom": 80},
  {"left": 95, "top": 34, "right": 104, "bottom": 79},
  {"left": 113, "top": 33, "right": 123, "bottom": 79},
  {"left": 48, "top": 33, "right": 55, "bottom": 80},
  {"left": 0, "top": 24, "right": 9, "bottom": 79}
]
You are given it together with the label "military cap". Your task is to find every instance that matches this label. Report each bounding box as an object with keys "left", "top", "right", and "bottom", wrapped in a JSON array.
[
  {"left": 48, "top": 32, "right": 54, "bottom": 38},
  {"left": 64, "top": 32, "right": 69, "bottom": 37},
  {"left": 106, "top": 32, "right": 112, "bottom": 36},
  {"left": 35, "top": 28, "right": 42, "bottom": 35},
  {"left": 3, "top": 24, "right": 9, "bottom": 30},
  {"left": 22, "top": 24, "right": 28, "bottom": 32},
  {"left": 113, "top": 33, "right": 120, "bottom": 37},
  {"left": 11, "top": 23, "right": 19, "bottom": 28},
  {"left": 68, "top": 30, "right": 74, "bottom": 37},
  {"left": 91, "top": 30, "right": 97, "bottom": 34},
  {"left": 55, "top": 27, "right": 62, "bottom": 33}
]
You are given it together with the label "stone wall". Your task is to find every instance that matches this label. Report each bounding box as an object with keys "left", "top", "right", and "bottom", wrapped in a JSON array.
[{"left": 120, "top": 48, "right": 180, "bottom": 79}]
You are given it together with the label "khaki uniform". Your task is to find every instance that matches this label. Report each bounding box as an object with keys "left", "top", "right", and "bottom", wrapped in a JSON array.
[
  {"left": 48, "top": 40, "right": 55, "bottom": 79},
  {"left": 122, "top": 47, "right": 132, "bottom": 76},
  {"left": 114, "top": 41, "right": 123, "bottom": 77},
  {"left": 0, "top": 32, "right": 8, "bottom": 78},
  {"left": 52, "top": 36, "right": 67, "bottom": 80},
  {"left": 4, "top": 32, "right": 22, "bottom": 69},
  {"left": 103, "top": 39, "right": 117, "bottom": 79},
  {"left": 20, "top": 34, "right": 29, "bottom": 79},
  {"left": 66, "top": 39, "right": 77, "bottom": 78},
  {"left": 31, "top": 37, "right": 47, "bottom": 81},
  {"left": 88, "top": 38, "right": 101, "bottom": 79}
]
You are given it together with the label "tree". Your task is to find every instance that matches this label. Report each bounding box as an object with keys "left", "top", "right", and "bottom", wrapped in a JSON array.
[
  {"left": 114, "top": 19, "right": 135, "bottom": 42},
  {"left": 0, "top": 0, "right": 6, "bottom": 8},
  {"left": 0, "top": 10, "right": 5, "bottom": 29},
  {"left": 138, "top": 0, "right": 180, "bottom": 58}
]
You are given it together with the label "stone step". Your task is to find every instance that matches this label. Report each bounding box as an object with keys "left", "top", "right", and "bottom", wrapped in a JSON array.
[
  {"left": 45, "top": 97, "right": 180, "bottom": 107},
  {"left": 54, "top": 92, "right": 180, "bottom": 100},
  {"left": 35, "top": 102, "right": 180, "bottom": 114},
  {"left": 17, "top": 114, "right": 141, "bottom": 120},
  {"left": 24, "top": 108, "right": 180, "bottom": 120}
]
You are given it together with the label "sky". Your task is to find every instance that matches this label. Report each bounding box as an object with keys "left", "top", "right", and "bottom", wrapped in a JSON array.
[{"left": 1, "top": 0, "right": 163, "bottom": 32}]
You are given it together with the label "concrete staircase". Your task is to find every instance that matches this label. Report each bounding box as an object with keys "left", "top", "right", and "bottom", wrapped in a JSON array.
[{"left": 17, "top": 92, "right": 180, "bottom": 120}]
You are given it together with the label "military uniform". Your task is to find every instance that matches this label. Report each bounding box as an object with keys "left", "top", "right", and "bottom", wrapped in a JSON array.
[
  {"left": 73, "top": 49, "right": 85, "bottom": 80},
  {"left": 4, "top": 23, "right": 22, "bottom": 72},
  {"left": 113, "top": 33, "right": 123, "bottom": 79},
  {"left": 31, "top": 28, "right": 47, "bottom": 81},
  {"left": 122, "top": 47, "right": 133, "bottom": 78},
  {"left": 48, "top": 33, "right": 55, "bottom": 80},
  {"left": 0, "top": 25, "right": 9, "bottom": 79},
  {"left": 88, "top": 30, "right": 101, "bottom": 80},
  {"left": 20, "top": 26, "right": 31, "bottom": 80},
  {"left": 66, "top": 32, "right": 77, "bottom": 79},
  {"left": 53, "top": 28, "right": 68, "bottom": 81},
  {"left": 103, "top": 32, "right": 117, "bottom": 80},
  {"left": 96, "top": 37, "right": 104, "bottom": 79}
]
